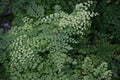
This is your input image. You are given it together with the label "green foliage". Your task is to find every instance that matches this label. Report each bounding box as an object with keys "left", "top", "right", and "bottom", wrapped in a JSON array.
[
  {"left": 81, "top": 57, "right": 112, "bottom": 80},
  {"left": 94, "top": 0, "right": 120, "bottom": 44},
  {"left": 0, "top": 2, "right": 111, "bottom": 80},
  {"left": 0, "top": 0, "right": 119, "bottom": 80},
  {"left": 91, "top": 1, "right": 120, "bottom": 79},
  {"left": 7, "top": 3, "right": 90, "bottom": 80}
]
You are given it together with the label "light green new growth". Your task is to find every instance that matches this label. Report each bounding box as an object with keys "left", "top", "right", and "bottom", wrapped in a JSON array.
[{"left": 2, "top": 2, "right": 112, "bottom": 80}]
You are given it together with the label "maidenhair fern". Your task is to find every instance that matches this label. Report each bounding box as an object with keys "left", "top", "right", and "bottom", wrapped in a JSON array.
[
  {"left": 27, "top": 1, "right": 45, "bottom": 18},
  {"left": 82, "top": 57, "right": 112, "bottom": 80},
  {"left": 1, "top": 2, "right": 112, "bottom": 80}
]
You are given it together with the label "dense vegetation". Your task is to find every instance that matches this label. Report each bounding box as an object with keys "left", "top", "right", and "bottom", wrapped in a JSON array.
[{"left": 0, "top": 0, "right": 120, "bottom": 80}]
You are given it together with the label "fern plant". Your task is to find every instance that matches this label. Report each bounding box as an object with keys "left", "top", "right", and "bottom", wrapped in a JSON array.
[
  {"left": 0, "top": 1, "right": 112, "bottom": 80},
  {"left": 81, "top": 57, "right": 112, "bottom": 80}
]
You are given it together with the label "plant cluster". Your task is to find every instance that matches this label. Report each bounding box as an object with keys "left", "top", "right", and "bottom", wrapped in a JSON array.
[{"left": 0, "top": 0, "right": 119, "bottom": 80}]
